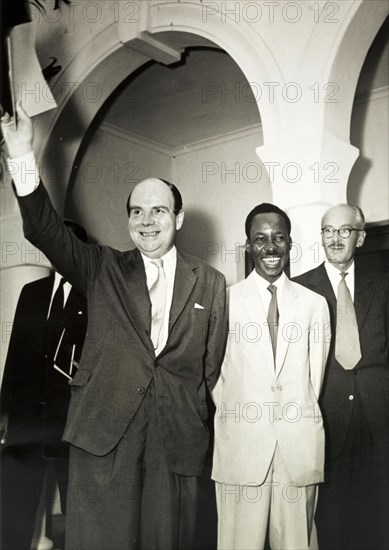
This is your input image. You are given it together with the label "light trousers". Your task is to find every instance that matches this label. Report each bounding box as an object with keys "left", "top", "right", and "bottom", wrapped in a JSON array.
[{"left": 215, "top": 445, "right": 318, "bottom": 550}]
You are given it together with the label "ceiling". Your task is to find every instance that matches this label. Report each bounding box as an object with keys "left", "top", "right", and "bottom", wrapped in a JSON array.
[
  {"left": 98, "top": 20, "right": 388, "bottom": 149},
  {"left": 99, "top": 46, "right": 261, "bottom": 148}
]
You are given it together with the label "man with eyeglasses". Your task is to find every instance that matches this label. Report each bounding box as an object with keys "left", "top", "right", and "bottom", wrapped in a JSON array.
[{"left": 294, "top": 204, "right": 389, "bottom": 550}]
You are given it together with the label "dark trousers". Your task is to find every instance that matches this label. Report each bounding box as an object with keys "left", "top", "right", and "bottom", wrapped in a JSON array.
[
  {"left": 316, "top": 391, "right": 389, "bottom": 550},
  {"left": 65, "top": 383, "right": 199, "bottom": 550},
  {"left": 1, "top": 443, "right": 68, "bottom": 550}
]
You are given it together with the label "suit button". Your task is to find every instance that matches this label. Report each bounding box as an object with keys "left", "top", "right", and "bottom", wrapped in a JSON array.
[
  {"left": 348, "top": 395, "right": 354, "bottom": 400},
  {"left": 137, "top": 387, "right": 145, "bottom": 395},
  {"left": 277, "top": 385, "right": 283, "bottom": 391}
]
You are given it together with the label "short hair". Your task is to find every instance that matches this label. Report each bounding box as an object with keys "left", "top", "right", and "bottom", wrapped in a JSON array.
[
  {"left": 64, "top": 219, "right": 88, "bottom": 243},
  {"left": 126, "top": 179, "right": 183, "bottom": 217},
  {"left": 321, "top": 204, "right": 366, "bottom": 229},
  {"left": 245, "top": 203, "right": 292, "bottom": 239}
]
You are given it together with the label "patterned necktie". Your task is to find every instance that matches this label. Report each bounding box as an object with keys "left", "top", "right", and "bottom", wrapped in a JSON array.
[
  {"left": 335, "top": 272, "right": 362, "bottom": 370},
  {"left": 46, "top": 277, "right": 65, "bottom": 359},
  {"left": 267, "top": 284, "right": 279, "bottom": 362},
  {"left": 149, "top": 259, "right": 167, "bottom": 351}
]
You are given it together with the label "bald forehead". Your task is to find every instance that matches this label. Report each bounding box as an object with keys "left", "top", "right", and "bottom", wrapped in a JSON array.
[
  {"left": 132, "top": 178, "right": 167, "bottom": 195},
  {"left": 130, "top": 178, "right": 174, "bottom": 208},
  {"left": 322, "top": 205, "right": 358, "bottom": 226}
]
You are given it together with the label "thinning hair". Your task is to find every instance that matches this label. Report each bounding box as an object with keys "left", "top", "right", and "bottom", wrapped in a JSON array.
[
  {"left": 321, "top": 204, "right": 365, "bottom": 229},
  {"left": 126, "top": 179, "right": 183, "bottom": 216},
  {"left": 245, "top": 203, "right": 291, "bottom": 239}
]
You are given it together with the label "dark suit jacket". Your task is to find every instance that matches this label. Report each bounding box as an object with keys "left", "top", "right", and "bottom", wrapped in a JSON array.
[
  {"left": 294, "top": 263, "right": 389, "bottom": 459},
  {"left": 0, "top": 274, "right": 87, "bottom": 458},
  {"left": 18, "top": 183, "right": 227, "bottom": 476}
]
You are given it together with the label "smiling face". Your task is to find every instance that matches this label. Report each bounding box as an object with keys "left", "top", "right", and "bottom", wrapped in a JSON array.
[
  {"left": 247, "top": 213, "right": 291, "bottom": 283},
  {"left": 128, "top": 178, "right": 184, "bottom": 258},
  {"left": 321, "top": 205, "right": 365, "bottom": 271}
]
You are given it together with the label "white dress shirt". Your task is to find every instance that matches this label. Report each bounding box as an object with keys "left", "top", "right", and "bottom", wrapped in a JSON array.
[
  {"left": 7, "top": 151, "right": 39, "bottom": 195},
  {"left": 141, "top": 247, "right": 177, "bottom": 356},
  {"left": 324, "top": 261, "right": 355, "bottom": 301},
  {"left": 252, "top": 269, "right": 287, "bottom": 313}
]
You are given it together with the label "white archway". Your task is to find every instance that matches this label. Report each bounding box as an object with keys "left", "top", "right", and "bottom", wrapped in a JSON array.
[{"left": 36, "top": 0, "right": 281, "bottom": 211}]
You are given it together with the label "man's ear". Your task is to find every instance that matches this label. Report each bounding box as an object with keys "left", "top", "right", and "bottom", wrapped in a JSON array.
[
  {"left": 176, "top": 210, "right": 184, "bottom": 230},
  {"left": 356, "top": 230, "right": 366, "bottom": 248},
  {"left": 289, "top": 236, "right": 293, "bottom": 250},
  {"left": 244, "top": 239, "right": 251, "bottom": 253}
]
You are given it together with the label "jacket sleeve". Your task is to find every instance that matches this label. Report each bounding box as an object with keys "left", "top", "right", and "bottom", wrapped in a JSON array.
[
  {"left": 204, "top": 272, "right": 228, "bottom": 393},
  {"left": 17, "top": 182, "right": 103, "bottom": 295},
  {"left": 309, "top": 295, "right": 331, "bottom": 400}
]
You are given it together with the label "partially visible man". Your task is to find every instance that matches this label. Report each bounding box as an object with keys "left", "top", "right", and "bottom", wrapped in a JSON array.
[
  {"left": 294, "top": 204, "right": 389, "bottom": 550},
  {"left": 212, "top": 203, "right": 330, "bottom": 550},
  {"left": 0, "top": 221, "right": 88, "bottom": 550},
  {"left": 1, "top": 102, "right": 227, "bottom": 550}
]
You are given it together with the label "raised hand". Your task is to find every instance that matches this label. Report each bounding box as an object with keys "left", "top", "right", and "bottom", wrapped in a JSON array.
[{"left": 1, "top": 101, "right": 34, "bottom": 159}]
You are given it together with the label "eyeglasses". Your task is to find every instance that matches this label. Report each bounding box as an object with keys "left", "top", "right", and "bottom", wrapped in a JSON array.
[{"left": 321, "top": 227, "right": 360, "bottom": 239}]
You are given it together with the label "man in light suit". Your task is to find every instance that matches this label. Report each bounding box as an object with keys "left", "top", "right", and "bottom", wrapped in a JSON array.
[
  {"left": 1, "top": 102, "right": 227, "bottom": 550},
  {"left": 212, "top": 203, "right": 330, "bottom": 550},
  {"left": 0, "top": 221, "right": 88, "bottom": 550},
  {"left": 294, "top": 204, "right": 389, "bottom": 550}
]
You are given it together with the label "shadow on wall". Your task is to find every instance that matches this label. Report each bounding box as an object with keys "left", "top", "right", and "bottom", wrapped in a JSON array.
[
  {"left": 348, "top": 16, "right": 388, "bottom": 210},
  {"left": 348, "top": 155, "right": 373, "bottom": 206},
  {"left": 176, "top": 208, "right": 218, "bottom": 266}
]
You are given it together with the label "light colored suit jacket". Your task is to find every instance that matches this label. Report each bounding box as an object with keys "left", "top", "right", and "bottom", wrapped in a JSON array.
[{"left": 212, "top": 270, "right": 330, "bottom": 487}]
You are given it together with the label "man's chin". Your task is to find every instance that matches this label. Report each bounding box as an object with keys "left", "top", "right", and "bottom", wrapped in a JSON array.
[
  {"left": 255, "top": 265, "right": 283, "bottom": 281},
  {"left": 327, "top": 250, "right": 345, "bottom": 262}
]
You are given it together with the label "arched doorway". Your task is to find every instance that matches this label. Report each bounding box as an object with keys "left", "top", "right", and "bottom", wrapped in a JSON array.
[{"left": 64, "top": 40, "right": 265, "bottom": 285}]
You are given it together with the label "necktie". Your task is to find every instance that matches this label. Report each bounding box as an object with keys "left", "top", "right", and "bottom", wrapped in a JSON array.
[
  {"left": 335, "top": 272, "right": 362, "bottom": 370},
  {"left": 267, "top": 284, "right": 279, "bottom": 362},
  {"left": 46, "top": 278, "right": 65, "bottom": 359},
  {"left": 149, "top": 259, "right": 167, "bottom": 351}
]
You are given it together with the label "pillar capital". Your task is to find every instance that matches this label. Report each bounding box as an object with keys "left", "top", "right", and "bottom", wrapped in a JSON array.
[
  {"left": 257, "top": 132, "right": 359, "bottom": 210},
  {"left": 257, "top": 132, "right": 359, "bottom": 275}
]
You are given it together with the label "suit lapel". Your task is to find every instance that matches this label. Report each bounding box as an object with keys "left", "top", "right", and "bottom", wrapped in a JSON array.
[
  {"left": 62, "top": 286, "right": 84, "bottom": 323},
  {"left": 241, "top": 272, "right": 274, "bottom": 373},
  {"left": 307, "top": 263, "right": 336, "bottom": 310},
  {"left": 276, "top": 278, "right": 298, "bottom": 378},
  {"left": 119, "top": 249, "right": 155, "bottom": 356},
  {"left": 39, "top": 274, "right": 56, "bottom": 329},
  {"left": 168, "top": 251, "right": 198, "bottom": 332},
  {"left": 354, "top": 269, "right": 374, "bottom": 330}
]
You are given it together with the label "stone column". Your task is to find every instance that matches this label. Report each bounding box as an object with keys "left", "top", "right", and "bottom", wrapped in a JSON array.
[{"left": 257, "top": 133, "right": 359, "bottom": 275}]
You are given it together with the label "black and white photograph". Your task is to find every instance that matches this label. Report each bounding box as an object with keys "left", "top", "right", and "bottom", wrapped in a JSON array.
[{"left": 0, "top": 1, "right": 388, "bottom": 549}]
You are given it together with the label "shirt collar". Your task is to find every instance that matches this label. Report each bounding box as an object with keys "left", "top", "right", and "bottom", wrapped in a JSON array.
[
  {"left": 324, "top": 260, "right": 355, "bottom": 296},
  {"left": 325, "top": 260, "right": 355, "bottom": 280},
  {"left": 252, "top": 269, "right": 287, "bottom": 298},
  {"left": 54, "top": 271, "right": 69, "bottom": 289},
  {"left": 141, "top": 246, "right": 177, "bottom": 277}
]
